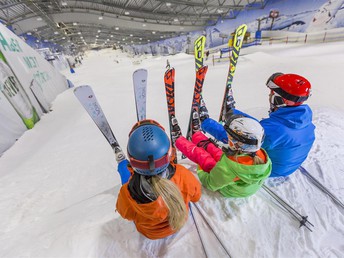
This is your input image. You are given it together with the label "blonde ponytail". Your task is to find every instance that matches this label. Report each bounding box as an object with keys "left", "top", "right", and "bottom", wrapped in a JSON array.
[
  {"left": 150, "top": 176, "right": 187, "bottom": 231},
  {"left": 253, "top": 155, "right": 265, "bottom": 165}
]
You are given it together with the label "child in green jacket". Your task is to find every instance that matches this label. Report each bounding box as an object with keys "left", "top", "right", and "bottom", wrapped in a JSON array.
[{"left": 175, "top": 115, "right": 272, "bottom": 197}]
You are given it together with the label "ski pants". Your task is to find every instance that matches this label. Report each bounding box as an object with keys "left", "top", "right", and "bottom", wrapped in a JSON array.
[{"left": 175, "top": 131, "right": 223, "bottom": 173}]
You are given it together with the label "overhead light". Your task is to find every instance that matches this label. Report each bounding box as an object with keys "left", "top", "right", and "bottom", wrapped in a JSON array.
[
  {"left": 96, "top": 35, "right": 99, "bottom": 38},
  {"left": 139, "top": 38, "right": 142, "bottom": 40},
  {"left": 107, "top": 39, "right": 110, "bottom": 41},
  {"left": 174, "top": 18, "right": 178, "bottom": 22},
  {"left": 115, "top": 27, "right": 119, "bottom": 30},
  {"left": 73, "top": 22, "right": 78, "bottom": 26},
  {"left": 27, "top": 32, "right": 32, "bottom": 35},
  {"left": 148, "top": 39, "right": 150, "bottom": 42},
  {"left": 124, "top": 11, "right": 130, "bottom": 15},
  {"left": 36, "top": 17, "right": 42, "bottom": 21},
  {"left": 131, "top": 41, "right": 133, "bottom": 43},
  {"left": 78, "top": 32, "right": 81, "bottom": 34},
  {"left": 152, "top": 31, "right": 156, "bottom": 34},
  {"left": 99, "top": 16, "right": 103, "bottom": 20},
  {"left": 110, "top": 35, "right": 113, "bottom": 37},
  {"left": 80, "top": 36, "right": 83, "bottom": 39},
  {"left": 166, "top": 2, "right": 171, "bottom": 7},
  {"left": 217, "top": 9, "right": 223, "bottom": 13},
  {"left": 130, "top": 34, "right": 133, "bottom": 37},
  {"left": 142, "top": 23, "right": 146, "bottom": 27},
  {"left": 98, "top": 30, "right": 101, "bottom": 33},
  {"left": 54, "top": 31, "right": 59, "bottom": 34},
  {"left": 62, "top": 37, "right": 66, "bottom": 39},
  {"left": 61, "top": 1, "right": 67, "bottom": 6}
]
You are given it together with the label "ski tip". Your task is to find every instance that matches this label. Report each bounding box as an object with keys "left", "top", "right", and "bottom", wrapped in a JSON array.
[{"left": 74, "top": 85, "right": 91, "bottom": 92}]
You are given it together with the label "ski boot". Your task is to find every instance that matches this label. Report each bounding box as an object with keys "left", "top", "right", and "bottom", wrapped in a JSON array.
[
  {"left": 114, "top": 147, "right": 126, "bottom": 163},
  {"left": 191, "top": 110, "right": 201, "bottom": 134},
  {"left": 199, "top": 98, "right": 209, "bottom": 122},
  {"left": 171, "top": 116, "right": 182, "bottom": 142}
]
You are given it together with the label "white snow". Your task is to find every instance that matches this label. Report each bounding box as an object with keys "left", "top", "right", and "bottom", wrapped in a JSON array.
[{"left": 0, "top": 41, "right": 343, "bottom": 258}]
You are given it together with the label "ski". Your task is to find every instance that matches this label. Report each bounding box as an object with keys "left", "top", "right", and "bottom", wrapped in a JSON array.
[
  {"left": 133, "top": 69, "right": 147, "bottom": 121},
  {"left": 185, "top": 65, "right": 208, "bottom": 141},
  {"left": 194, "top": 35, "right": 209, "bottom": 122},
  {"left": 299, "top": 166, "right": 344, "bottom": 210},
  {"left": 194, "top": 35, "right": 206, "bottom": 72},
  {"left": 184, "top": 35, "right": 208, "bottom": 142},
  {"left": 219, "top": 24, "right": 247, "bottom": 123},
  {"left": 74, "top": 85, "right": 126, "bottom": 161},
  {"left": 164, "top": 65, "right": 178, "bottom": 164}
]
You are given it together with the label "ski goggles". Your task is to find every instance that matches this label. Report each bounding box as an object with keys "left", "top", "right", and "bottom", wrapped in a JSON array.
[
  {"left": 128, "top": 119, "right": 165, "bottom": 137},
  {"left": 224, "top": 124, "right": 259, "bottom": 146},
  {"left": 223, "top": 115, "right": 260, "bottom": 146}
]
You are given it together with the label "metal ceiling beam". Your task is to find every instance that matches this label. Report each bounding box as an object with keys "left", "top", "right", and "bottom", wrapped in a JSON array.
[{"left": 22, "top": 0, "right": 59, "bottom": 32}]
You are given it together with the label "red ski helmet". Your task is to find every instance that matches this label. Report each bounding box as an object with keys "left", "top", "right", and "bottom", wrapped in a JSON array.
[{"left": 266, "top": 73, "right": 311, "bottom": 108}]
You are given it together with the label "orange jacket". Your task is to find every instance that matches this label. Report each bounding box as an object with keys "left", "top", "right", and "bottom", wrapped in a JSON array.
[{"left": 116, "top": 164, "right": 201, "bottom": 239}]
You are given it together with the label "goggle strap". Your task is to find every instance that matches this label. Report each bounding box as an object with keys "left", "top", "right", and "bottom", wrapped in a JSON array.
[
  {"left": 224, "top": 125, "right": 258, "bottom": 145},
  {"left": 129, "top": 153, "right": 170, "bottom": 170}
]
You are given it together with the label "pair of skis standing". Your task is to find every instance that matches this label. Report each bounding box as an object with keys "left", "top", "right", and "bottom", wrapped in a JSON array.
[{"left": 74, "top": 24, "right": 343, "bottom": 257}]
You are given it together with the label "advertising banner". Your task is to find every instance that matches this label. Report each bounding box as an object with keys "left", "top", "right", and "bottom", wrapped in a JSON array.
[
  {"left": 0, "top": 88, "right": 27, "bottom": 156},
  {"left": 0, "top": 59, "right": 39, "bottom": 128},
  {"left": 0, "top": 23, "right": 68, "bottom": 116}
]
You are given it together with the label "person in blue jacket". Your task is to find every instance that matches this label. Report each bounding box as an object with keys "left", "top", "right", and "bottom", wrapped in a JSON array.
[{"left": 200, "top": 72, "right": 315, "bottom": 178}]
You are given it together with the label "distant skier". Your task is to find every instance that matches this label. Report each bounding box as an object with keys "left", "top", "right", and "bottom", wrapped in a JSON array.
[
  {"left": 173, "top": 113, "right": 272, "bottom": 197},
  {"left": 201, "top": 73, "right": 315, "bottom": 178},
  {"left": 115, "top": 119, "right": 201, "bottom": 240},
  {"left": 205, "top": 50, "right": 210, "bottom": 60}
]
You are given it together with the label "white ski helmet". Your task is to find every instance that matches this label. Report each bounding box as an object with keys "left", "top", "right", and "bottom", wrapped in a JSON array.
[{"left": 224, "top": 115, "right": 265, "bottom": 153}]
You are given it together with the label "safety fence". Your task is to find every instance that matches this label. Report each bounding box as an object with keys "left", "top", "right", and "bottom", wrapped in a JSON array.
[{"left": 210, "top": 28, "right": 344, "bottom": 65}]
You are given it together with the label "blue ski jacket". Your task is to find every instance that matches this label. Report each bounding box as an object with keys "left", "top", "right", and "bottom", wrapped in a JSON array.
[{"left": 201, "top": 105, "right": 315, "bottom": 177}]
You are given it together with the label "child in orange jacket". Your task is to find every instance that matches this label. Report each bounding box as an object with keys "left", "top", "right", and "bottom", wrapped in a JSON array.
[{"left": 116, "top": 119, "right": 201, "bottom": 240}]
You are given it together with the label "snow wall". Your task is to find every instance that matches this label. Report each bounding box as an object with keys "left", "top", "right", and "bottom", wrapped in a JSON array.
[
  {"left": 130, "top": 0, "right": 344, "bottom": 54},
  {"left": 0, "top": 23, "right": 69, "bottom": 156}
]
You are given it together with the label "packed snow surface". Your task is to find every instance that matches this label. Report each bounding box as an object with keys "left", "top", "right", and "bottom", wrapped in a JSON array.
[{"left": 0, "top": 41, "right": 343, "bottom": 258}]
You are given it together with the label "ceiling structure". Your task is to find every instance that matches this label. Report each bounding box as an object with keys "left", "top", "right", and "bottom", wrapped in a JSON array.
[{"left": 0, "top": 0, "right": 268, "bottom": 52}]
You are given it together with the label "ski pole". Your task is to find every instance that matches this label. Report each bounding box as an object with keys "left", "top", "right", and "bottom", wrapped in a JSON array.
[
  {"left": 192, "top": 203, "right": 232, "bottom": 257},
  {"left": 189, "top": 204, "right": 209, "bottom": 258},
  {"left": 262, "top": 185, "right": 314, "bottom": 231},
  {"left": 299, "top": 166, "right": 344, "bottom": 210}
]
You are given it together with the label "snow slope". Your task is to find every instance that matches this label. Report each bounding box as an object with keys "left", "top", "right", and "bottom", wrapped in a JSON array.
[{"left": 0, "top": 41, "right": 343, "bottom": 258}]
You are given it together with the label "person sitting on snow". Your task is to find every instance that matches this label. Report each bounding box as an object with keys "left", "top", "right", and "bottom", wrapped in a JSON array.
[
  {"left": 200, "top": 73, "right": 315, "bottom": 178},
  {"left": 172, "top": 114, "right": 271, "bottom": 198},
  {"left": 115, "top": 119, "right": 201, "bottom": 240}
]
